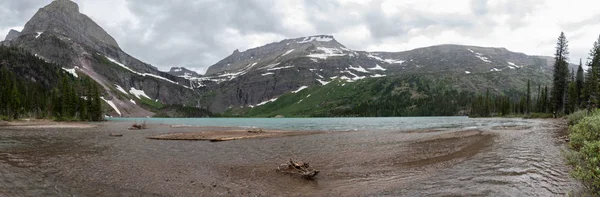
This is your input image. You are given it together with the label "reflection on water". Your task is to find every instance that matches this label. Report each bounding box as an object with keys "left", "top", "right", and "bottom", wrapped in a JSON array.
[{"left": 0, "top": 118, "right": 580, "bottom": 196}]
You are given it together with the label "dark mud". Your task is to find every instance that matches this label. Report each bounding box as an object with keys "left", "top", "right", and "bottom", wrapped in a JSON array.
[{"left": 0, "top": 119, "right": 581, "bottom": 196}]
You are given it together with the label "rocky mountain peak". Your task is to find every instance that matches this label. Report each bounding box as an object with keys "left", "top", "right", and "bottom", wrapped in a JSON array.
[
  {"left": 169, "top": 67, "right": 202, "bottom": 79},
  {"left": 21, "top": 0, "right": 119, "bottom": 48},
  {"left": 4, "top": 29, "right": 21, "bottom": 41},
  {"left": 45, "top": 0, "right": 80, "bottom": 13}
]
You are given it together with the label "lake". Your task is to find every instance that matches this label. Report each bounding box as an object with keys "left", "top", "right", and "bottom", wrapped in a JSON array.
[{"left": 108, "top": 116, "right": 531, "bottom": 131}]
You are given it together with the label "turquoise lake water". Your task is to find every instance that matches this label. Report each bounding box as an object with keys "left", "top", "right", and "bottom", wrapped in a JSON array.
[{"left": 107, "top": 117, "right": 528, "bottom": 131}]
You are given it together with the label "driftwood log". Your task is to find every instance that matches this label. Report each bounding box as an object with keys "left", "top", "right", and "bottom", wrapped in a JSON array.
[
  {"left": 277, "top": 159, "right": 319, "bottom": 179},
  {"left": 129, "top": 121, "right": 147, "bottom": 130}
]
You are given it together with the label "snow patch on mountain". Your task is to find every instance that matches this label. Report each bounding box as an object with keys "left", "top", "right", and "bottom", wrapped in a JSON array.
[
  {"left": 292, "top": 86, "right": 308, "bottom": 93},
  {"left": 490, "top": 68, "right": 502, "bottom": 72},
  {"left": 282, "top": 49, "right": 295, "bottom": 56},
  {"left": 348, "top": 65, "right": 370, "bottom": 73},
  {"left": 115, "top": 84, "right": 128, "bottom": 95},
  {"left": 468, "top": 49, "right": 492, "bottom": 63},
  {"left": 100, "top": 97, "right": 121, "bottom": 116},
  {"left": 366, "top": 53, "right": 405, "bottom": 64},
  {"left": 368, "top": 64, "right": 386, "bottom": 71},
  {"left": 35, "top": 32, "right": 43, "bottom": 39},
  {"left": 340, "top": 70, "right": 366, "bottom": 82},
  {"left": 262, "top": 62, "right": 281, "bottom": 70},
  {"left": 267, "top": 65, "right": 294, "bottom": 71},
  {"left": 317, "top": 79, "right": 330, "bottom": 85},
  {"left": 465, "top": 71, "right": 471, "bottom": 74},
  {"left": 507, "top": 61, "right": 523, "bottom": 69},
  {"left": 103, "top": 55, "right": 183, "bottom": 86},
  {"left": 262, "top": 72, "right": 274, "bottom": 76},
  {"left": 297, "top": 36, "right": 333, "bottom": 44},
  {"left": 256, "top": 98, "right": 279, "bottom": 107},
  {"left": 62, "top": 67, "right": 78, "bottom": 78},
  {"left": 129, "top": 87, "right": 151, "bottom": 99},
  {"left": 371, "top": 74, "right": 386, "bottom": 78},
  {"left": 307, "top": 47, "right": 346, "bottom": 60}
]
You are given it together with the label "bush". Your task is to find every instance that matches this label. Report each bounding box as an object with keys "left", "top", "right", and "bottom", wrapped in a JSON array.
[
  {"left": 570, "top": 141, "right": 600, "bottom": 195},
  {"left": 568, "top": 112, "right": 600, "bottom": 195},
  {"left": 570, "top": 115, "right": 600, "bottom": 151},
  {"left": 567, "top": 109, "right": 600, "bottom": 126}
]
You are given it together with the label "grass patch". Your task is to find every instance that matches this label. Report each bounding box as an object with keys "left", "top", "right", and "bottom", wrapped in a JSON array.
[{"left": 138, "top": 97, "right": 164, "bottom": 109}]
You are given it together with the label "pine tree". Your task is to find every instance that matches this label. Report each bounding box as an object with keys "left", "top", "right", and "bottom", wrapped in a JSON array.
[
  {"left": 576, "top": 59, "right": 585, "bottom": 108},
  {"left": 551, "top": 32, "right": 570, "bottom": 115},
  {"left": 585, "top": 35, "right": 600, "bottom": 110}
]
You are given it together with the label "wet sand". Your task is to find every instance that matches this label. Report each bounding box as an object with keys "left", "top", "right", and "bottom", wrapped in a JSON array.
[
  {"left": 0, "top": 119, "right": 581, "bottom": 196},
  {"left": 148, "top": 126, "right": 318, "bottom": 142}
]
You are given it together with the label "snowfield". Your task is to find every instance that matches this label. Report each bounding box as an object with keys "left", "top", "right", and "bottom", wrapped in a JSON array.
[
  {"left": 468, "top": 49, "right": 492, "bottom": 63},
  {"left": 348, "top": 65, "right": 370, "bottom": 73},
  {"left": 297, "top": 36, "right": 333, "bottom": 43},
  {"left": 366, "top": 53, "right": 405, "bottom": 64},
  {"left": 282, "top": 49, "right": 295, "bottom": 56},
  {"left": 129, "top": 87, "right": 151, "bottom": 100},
  {"left": 100, "top": 97, "right": 121, "bottom": 116},
  {"left": 292, "top": 86, "right": 308, "bottom": 93},
  {"left": 62, "top": 67, "right": 78, "bottom": 78},
  {"left": 368, "top": 64, "right": 387, "bottom": 71},
  {"left": 115, "top": 84, "right": 128, "bottom": 95}
]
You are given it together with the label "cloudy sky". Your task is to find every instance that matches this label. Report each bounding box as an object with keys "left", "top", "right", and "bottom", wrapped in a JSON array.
[{"left": 1, "top": 0, "right": 600, "bottom": 74}]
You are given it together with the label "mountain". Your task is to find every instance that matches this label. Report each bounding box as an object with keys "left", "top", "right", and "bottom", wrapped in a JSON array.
[
  {"left": 193, "top": 35, "right": 563, "bottom": 114},
  {"left": 2, "top": 0, "right": 197, "bottom": 117},
  {"left": 168, "top": 67, "right": 201, "bottom": 79},
  {"left": 4, "top": 29, "right": 21, "bottom": 41}
]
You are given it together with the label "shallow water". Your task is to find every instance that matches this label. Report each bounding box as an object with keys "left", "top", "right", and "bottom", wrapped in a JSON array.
[
  {"left": 0, "top": 118, "right": 581, "bottom": 196},
  {"left": 109, "top": 117, "right": 530, "bottom": 131}
]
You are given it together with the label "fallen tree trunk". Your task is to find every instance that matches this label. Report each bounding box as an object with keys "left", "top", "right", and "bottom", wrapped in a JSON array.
[{"left": 277, "top": 159, "right": 319, "bottom": 179}]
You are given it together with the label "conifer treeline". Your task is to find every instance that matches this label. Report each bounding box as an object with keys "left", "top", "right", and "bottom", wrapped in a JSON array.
[
  {"left": 554, "top": 33, "right": 600, "bottom": 115},
  {"left": 470, "top": 33, "right": 600, "bottom": 117},
  {"left": 0, "top": 46, "right": 103, "bottom": 121}
]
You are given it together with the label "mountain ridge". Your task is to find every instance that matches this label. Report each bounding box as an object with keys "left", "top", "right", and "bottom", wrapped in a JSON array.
[{"left": 191, "top": 34, "right": 564, "bottom": 113}]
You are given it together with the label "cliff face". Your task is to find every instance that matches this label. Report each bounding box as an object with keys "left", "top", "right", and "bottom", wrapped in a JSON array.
[{"left": 3, "top": 0, "right": 197, "bottom": 117}]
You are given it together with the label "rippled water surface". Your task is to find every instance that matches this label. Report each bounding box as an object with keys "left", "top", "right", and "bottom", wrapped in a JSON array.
[
  {"left": 0, "top": 118, "right": 581, "bottom": 196},
  {"left": 109, "top": 117, "right": 529, "bottom": 131}
]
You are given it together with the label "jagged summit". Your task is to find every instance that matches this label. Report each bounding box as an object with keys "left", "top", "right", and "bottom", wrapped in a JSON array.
[{"left": 20, "top": 0, "right": 119, "bottom": 47}]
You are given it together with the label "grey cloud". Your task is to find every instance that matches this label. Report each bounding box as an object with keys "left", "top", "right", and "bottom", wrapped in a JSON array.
[
  {"left": 0, "top": 0, "right": 596, "bottom": 73},
  {"left": 111, "top": 0, "right": 290, "bottom": 71},
  {"left": 470, "top": 0, "right": 488, "bottom": 16},
  {"left": 0, "top": 0, "right": 47, "bottom": 30}
]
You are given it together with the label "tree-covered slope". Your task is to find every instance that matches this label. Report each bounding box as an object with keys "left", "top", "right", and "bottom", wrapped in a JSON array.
[{"left": 0, "top": 46, "right": 103, "bottom": 120}]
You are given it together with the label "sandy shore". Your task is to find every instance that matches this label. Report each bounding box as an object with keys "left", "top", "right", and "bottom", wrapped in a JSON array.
[
  {"left": 0, "top": 119, "right": 98, "bottom": 129},
  {"left": 148, "top": 128, "right": 318, "bottom": 142},
  {"left": 0, "top": 118, "right": 581, "bottom": 196}
]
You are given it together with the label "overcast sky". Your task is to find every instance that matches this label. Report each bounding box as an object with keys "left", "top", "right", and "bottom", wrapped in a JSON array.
[{"left": 1, "top": 0, "right": 600, "bottom": 74}]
